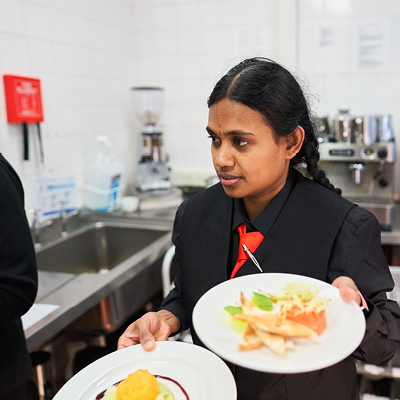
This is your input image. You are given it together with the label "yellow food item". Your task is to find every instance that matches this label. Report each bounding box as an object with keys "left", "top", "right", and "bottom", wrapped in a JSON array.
[
  {"left": 116, "top": 369, "right": 158, "bottom": 400},
  {"left": 101, "top": 370, "right": 176, "bottom": 400}
]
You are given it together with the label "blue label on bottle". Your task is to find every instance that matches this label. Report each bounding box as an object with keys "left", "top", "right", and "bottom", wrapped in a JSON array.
[{"left": 109, "top": 174, "right": 121, "bottom": 208}]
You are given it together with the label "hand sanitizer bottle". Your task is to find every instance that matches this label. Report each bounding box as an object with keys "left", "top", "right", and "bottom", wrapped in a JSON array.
[{"left": 85, "top": 136, "right": 124, "bottom": 212}]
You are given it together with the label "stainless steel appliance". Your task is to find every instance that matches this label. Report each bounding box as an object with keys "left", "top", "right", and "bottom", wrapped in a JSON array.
[
  {"left": 131, "top": 87, "right": 172, "bottom": 192},
  {"left": 318, "top": 141, "right": 396, "bottom": 231},
  {"left": 334, "top": 109, "right": 353, "bottom": 143}
]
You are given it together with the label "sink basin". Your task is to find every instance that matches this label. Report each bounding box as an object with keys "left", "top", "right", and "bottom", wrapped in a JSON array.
[{"left": 35, "top": 222, "right": 169, "bottom": 274}]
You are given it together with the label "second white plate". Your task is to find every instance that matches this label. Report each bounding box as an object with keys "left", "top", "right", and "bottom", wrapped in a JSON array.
[
  {"left": 52, "top": 341, "right": 236, "bottom": 400},
  {"left": 192, "top": 273, "right": 366, "bottom": 374}
]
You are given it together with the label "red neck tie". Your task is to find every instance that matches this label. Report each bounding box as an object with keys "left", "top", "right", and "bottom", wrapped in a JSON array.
[{"left": 230, "top": 223, "right": 264, "bottom": 279}]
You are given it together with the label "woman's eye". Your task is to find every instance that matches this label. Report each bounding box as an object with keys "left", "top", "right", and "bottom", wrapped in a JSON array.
[
  {"left": 234, "top": 138, "right": 248, "bottom": 147},
  {"left": 208, "top": 135, "right": 221, "bottom": 145}
]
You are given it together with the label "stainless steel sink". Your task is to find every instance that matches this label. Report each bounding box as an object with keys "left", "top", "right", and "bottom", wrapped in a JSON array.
[{"left": 35, "top": 221, "right": 168, "bottom": 274}]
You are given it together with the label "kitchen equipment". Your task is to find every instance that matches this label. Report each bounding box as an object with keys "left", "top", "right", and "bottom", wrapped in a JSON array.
[
  {"left": 352, "top": 117, "right": 364, "bottom": 145},
  {"left": 377, "top": 114, "right": 394, "bottom": 143},
  {"left": 352, "top": 115, "right": 378, "bottom": 145},
  {"left": 131, "top": 87, "right": 171, "bottom": 192},
  {"left": 318, "top": 142, "right": 396, "bottom": 231},
  {"left": 315, "top": 116, "right": 333, "bottom": 143},
  {"left": 323, "top": 113, "right": 393, "bottom": 146},
  {"left": 333, "top": 109, "right": 352, "bottom": 143},
  {"left": 361, "top": 115, "right": 378, "bottom": 145}
]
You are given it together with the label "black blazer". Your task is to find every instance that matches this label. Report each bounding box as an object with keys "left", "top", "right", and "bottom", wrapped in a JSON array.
[
  {"left": 161, "top": 170, "right": 400, "bottom": 400},
  {"left": 0, "top": 155, "right": 38, "bottom": 395}
]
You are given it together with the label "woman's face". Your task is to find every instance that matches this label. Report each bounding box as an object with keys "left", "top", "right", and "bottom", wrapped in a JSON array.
[{"left": 207, "top": 98, "right": 299, "bottom": 214}]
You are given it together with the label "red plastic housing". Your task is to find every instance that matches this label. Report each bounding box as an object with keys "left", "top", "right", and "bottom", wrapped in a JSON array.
[{"left": 3, "top": 75, "right": 44, "bottom": 123}]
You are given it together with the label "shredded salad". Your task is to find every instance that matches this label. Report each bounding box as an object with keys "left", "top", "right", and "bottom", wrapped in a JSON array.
[{"left": 278, "top": 282, "right": 331, "bottom": 319}]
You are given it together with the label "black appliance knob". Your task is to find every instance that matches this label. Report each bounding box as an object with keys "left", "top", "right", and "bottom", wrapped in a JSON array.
[
  {"left": 378, "top": 148, "right": 388, "bottom": 159},
  {"left": 379, "top": 178, "right": 389, "bottom": 187}
]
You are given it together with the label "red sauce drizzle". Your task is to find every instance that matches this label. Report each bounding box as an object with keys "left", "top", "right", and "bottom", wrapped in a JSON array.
[
  {"left": 95, "top": 375, "right": 189, "bottom": 400},
  {"left": 155, "top": 374, "right": 190, "bottom": 400}
]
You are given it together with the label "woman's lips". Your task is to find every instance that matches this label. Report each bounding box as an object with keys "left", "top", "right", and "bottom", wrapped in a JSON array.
[{"left": 218, "top": 174, "right": 241, "bottom": 186}]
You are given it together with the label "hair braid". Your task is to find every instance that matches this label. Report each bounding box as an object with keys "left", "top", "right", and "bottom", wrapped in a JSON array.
[
  {"left": 297, "top": 133, "right": 342, "bottom": 196},
  {"left": 291, "top": 118, "right": 342, "bottom": 196}
]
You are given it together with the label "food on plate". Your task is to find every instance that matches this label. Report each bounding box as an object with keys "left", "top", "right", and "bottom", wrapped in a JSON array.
[
  {"left": 238, "top": 322, "right": 294, "bottom": 355},
  {"left": 100, "top": 369, "right": 175, "bottom": 400},
  {"left": 223, "top": 282, "right": 330, "bottom": 356},
  {"left": 279, "top": 282, "right": 329, "bottom": 335},
  {"left": 233, "top": 313, "right": 317, "bottom": 338}
]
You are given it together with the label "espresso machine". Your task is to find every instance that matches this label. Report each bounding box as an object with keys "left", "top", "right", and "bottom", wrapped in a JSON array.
[
  {"left": 317, "top": 112, "right": 396, "bottom": 231},
  {"left": 131, "top": 87, "right": 171, "bottom": 192}
]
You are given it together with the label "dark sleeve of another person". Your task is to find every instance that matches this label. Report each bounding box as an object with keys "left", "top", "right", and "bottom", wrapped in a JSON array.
[{"left": 0, "top": 155, "right": 38, "bottom": 323}]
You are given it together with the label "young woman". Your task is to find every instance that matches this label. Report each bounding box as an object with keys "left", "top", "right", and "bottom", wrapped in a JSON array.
[{"left": 118, "top": 58, "right": 400, "bottom": 399}]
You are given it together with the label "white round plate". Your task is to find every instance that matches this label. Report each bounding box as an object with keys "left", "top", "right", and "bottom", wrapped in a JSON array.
[
  {"left": 192, "top": 273, "right": 366, "bottom": 374},
  {"left": 53, "top": 341, "right": 236, "bottom": 400}
]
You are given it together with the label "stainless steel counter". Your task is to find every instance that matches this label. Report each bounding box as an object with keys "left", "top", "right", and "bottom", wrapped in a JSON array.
[{"left": 24, "top": 209, "right": 176, "bottom": 353}]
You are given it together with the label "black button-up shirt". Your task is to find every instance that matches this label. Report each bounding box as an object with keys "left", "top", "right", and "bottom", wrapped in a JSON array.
[{"left": 228, "top": 168, "right": 296, "bottom": 276}]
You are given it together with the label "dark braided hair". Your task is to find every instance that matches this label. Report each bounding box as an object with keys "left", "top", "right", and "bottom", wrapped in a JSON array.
[{"left": 207, "top": 57, "right": 341, "bottom": 196}]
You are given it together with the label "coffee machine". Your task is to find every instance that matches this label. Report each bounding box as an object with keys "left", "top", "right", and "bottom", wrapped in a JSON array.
[
  {"left": 131, "top": 87, "right": 171, "bottom": 192},
  {"left": 317, "top": 112, "right": 396, "bottom": 231}
]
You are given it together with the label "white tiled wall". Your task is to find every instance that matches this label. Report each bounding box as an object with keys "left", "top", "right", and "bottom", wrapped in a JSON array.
[
  {"left": 1, "top": 0, "right": 400, "bottom": 215},
  {"left": 298, "top": 0, "right": 400, "bottom": 192}
]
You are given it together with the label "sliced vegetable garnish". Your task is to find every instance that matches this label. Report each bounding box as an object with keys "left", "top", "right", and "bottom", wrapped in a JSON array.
[
  {"left": 261, "top": 290, "right": 287, "bottom": 302},
  {"left": 251, "top": 292, "right": 273, "bottom": 311},
  {"left": 224, "top": 306, "right": 243, "bottom": 315}
]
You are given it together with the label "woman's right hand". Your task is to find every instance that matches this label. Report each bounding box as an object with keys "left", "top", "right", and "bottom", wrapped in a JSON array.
[{"left": 117, "top": 310, "right": 181, "bottom": 351}]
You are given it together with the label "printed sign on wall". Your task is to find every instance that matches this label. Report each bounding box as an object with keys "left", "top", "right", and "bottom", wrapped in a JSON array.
[{"left": 3, "top": 75, "right": 44, "bottom": 123}]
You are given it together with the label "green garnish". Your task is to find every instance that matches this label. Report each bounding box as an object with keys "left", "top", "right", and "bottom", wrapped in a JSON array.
[
  {"left": 264, "top": 291, "right": 287, "bottom": 301},
  {"left": 224, "top": 306, "right": 243, "bottom": 315},
  {"left": 251, "top": 291, "right": 273, "bottom": 311}
]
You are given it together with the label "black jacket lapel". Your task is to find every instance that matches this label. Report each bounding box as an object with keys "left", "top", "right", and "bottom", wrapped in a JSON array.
[
  {"left": 178, "top": 183, "right": 232, "bottom": 310},
  {"left": 235, "top": 174, "right": 354, "bottom": 281}
]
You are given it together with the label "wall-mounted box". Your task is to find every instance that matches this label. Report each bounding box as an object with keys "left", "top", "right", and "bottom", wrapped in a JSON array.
[{"left": 3, "top": 75, "right": 44, "bottom": 123}]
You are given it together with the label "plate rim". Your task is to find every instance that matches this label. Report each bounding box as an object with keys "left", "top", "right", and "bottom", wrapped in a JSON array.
[
  {"left": 53, "top": 340, "right": 237, "bottom": 400},
  {"left": 192, "top": 272, "right": 366, "bottom": 374}
]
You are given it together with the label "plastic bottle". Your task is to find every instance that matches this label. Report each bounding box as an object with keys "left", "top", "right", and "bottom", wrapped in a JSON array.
[{"left": 85, "top": 136, "right": 124, "bottom": 212}]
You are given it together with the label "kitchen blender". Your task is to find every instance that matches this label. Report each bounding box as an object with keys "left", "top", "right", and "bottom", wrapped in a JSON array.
[{"left": 131, "top": 87, "right": 171, "bottom": 192}]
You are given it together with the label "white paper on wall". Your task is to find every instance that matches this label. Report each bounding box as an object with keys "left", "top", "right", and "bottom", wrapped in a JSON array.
[
  {"left": 352, "top": 19, "right": 389, "bottom": 71},
  {"left": 235, "top": 26, "right": 270, "bottom": 59},
  {"left": 34, "top": 175, "right": 77, "bottom": 219},
  {"left": 389, "top": 18, "right": 400, "bottom": 45},
  {"left": 313, "top": 21, "right": 351, "bottom": 74}
]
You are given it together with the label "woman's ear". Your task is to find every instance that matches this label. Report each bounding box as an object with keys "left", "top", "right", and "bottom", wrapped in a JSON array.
[{"left": 285, "top": 126, "right": 305, "bottom": 159}]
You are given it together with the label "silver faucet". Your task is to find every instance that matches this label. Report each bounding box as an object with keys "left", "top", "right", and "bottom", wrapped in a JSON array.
[
  {"left": 60, "top": 201, "right": 78, "bottom": 237},
  {"left": 29, "top": 209, "right": 52, "bottom": 248},
  {"left": 31, "top": 209, "right": 41, "bottom": 247}
]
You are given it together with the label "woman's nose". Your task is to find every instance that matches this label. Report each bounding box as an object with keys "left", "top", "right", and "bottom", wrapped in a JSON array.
[{"left": 214, "top": 144, "right": 235, "bottom": 168}]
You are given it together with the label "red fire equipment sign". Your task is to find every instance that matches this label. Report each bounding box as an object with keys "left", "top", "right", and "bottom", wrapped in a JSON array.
[
  {"left": 3, "top": 75, "right": 45, "bottom": 161},
  {"left": 3, "top": 75, "right": 44, "bottom": 123}
]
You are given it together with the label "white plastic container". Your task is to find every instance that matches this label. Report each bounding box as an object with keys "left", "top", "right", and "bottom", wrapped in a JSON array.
[{"left": 84, "top": 136, "right": 124, "bottom": 212}]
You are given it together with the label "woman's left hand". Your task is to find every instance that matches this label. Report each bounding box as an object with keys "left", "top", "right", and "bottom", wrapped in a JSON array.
[{"left": 332, "top": 276, "right": 362, "bottom": 306}]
